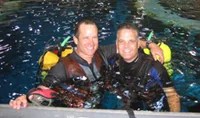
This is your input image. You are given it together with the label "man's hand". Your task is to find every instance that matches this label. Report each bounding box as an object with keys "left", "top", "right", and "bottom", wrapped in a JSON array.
[
  {"left": 9, "top": 86, "right": 50, "bottom": 109},
  {"left": 9, "top": 94, "right": 29, "bottom": 109},
  {"left": 139, "top": 40, "right": 164, "bottom": 63},
  {"left": 148, "top": 43, "right": 164, "bottom": 63}
]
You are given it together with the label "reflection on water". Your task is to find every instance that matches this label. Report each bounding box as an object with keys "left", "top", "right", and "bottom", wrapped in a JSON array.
[{"left": 0, "top": 0, "right": 200, "bottom": 112}]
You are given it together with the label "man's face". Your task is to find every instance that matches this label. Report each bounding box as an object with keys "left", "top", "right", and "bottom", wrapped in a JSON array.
[
  {"left": 116, "top": 28, "right": 139, "bottom": 63},
  {"left": 74, "top": 23, "right": 98, "bottom": 60}
]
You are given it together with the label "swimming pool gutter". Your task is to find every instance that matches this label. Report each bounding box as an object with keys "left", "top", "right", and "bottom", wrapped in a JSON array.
[{"left": 0, "top": 104, "right": 200, "bottom": 118}]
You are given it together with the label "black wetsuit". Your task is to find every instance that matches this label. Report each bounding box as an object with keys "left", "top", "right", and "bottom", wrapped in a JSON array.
[
  {"left": 40, "top": 45, "right": 116, "bottom": 108},
  {"left": 115, "top": 52, "right": 172, "bottom": 111}
]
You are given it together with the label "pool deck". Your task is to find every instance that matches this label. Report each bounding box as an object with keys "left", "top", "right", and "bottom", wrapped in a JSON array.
[{"left": 0, "top": 104, "right": 200, "bottom": 118}]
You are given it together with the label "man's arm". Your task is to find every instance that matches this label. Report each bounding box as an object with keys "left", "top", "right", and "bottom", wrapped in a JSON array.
[
  {"left": 9, "top": 86, "right": 53, "bottom": 109},
  {"left": 163, "top": 87, "right": 180, "bottom": 112},
  {"left": 153, "top": 62, "right": 180, "bottom": 112},
  {"left": 100, "top": 41, "right": 164, "bottom": 63},
  {"left": 41, "top": 61, "right": 66, "bottom": 87},
  {"left": 9, "top": 62, "right": 66, "bottom": 109},
  {"left": 139, "top": 40, "right": 164, "bottom": 63}
]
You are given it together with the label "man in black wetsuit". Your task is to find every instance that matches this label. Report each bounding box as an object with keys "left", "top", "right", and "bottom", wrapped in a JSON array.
[
  {"left": 9, "top": 19, "right": 163, "bottom": 109},
  {"left": 110, "top": 23, "right": 180, "bottom": 112}
]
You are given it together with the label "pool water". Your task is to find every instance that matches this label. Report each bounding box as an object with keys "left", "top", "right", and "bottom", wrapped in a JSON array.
[{"left": 0, "top": 0, "right": 200, "bottom": 112}]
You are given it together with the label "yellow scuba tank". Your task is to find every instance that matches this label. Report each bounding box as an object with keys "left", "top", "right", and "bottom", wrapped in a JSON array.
[
  {"left": 143, "top": 42, "right": 173, "bottom": 76},
  {"left": 38, "top": 36, "right": 73, "bottom": 81},
  {"left": 38, "top": 51, "right": 59, "bottom": 70},
  {"left": 143, "top": 42, "right": 171, "bottom": 63},
  {"left": 38, "top": 46, "right": 73, "bottom": 70},
  {"left": 143, "top": 31, "right": 173, "bottom": 76},
  {"left": 39, "top": 36, "right": 72, "bottom": 70}
]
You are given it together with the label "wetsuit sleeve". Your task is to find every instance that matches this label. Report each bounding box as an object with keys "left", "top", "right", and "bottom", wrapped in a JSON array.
[
  {"left": 151, "top": 62, "right": 180, "bottom": 112},
  {"left": 99, "top": 44, "right": 116, "bottom": 59},
  {"left": 151, "top": 61, "right": 172, "bottom": 87},
  {"left": 41, "top": 62, "right": 67, "bottom": 88}
]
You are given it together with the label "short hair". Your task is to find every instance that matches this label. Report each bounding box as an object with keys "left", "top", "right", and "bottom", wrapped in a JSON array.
[
  {"left": 117, "top": 22, "right": 139, "bottom": 36},
  {"left": 74, "top": 19, "right": 98, "bottom": 37}
]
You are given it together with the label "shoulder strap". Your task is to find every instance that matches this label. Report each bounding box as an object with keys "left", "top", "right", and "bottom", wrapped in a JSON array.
[
  {"left": 135, "top": 54, "right": 152, "bottom": 78},
  {"left": 79, "top": 64, "right": 100, "bottom": 82},
  {"left": 138, "top": 59, "right": 152, "bottom": 85},
  {"left": 60, "top": 55, "right": 86, "bottom": 79}
]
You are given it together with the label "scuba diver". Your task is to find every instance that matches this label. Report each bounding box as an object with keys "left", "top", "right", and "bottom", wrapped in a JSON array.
[
  {"left": 9, "top": 19, "right": 164, "bottom": 109},
  {"left": 101, "top": 23, "right": 180, "bottom": 112}
]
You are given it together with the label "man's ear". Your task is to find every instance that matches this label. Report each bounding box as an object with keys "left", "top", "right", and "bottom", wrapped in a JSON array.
[{"left": 73, "top": 36, "right": 78, "bottom": 45}]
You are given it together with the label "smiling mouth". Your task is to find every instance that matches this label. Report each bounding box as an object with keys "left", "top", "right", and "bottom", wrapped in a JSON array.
[
  {"left": 87, "top": 46, "right": 94, "bottom": 50},
  {"left": 124, "top": 49, "right": 131, "bottom": 53}
]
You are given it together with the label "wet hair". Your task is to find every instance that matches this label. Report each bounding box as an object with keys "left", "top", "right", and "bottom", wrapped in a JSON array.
[
  {"left": 117, "top": 22, "right": 139, "bottom": 36},
  {"left": 74, "top": 18, "right": 98, "bottom": 38}
]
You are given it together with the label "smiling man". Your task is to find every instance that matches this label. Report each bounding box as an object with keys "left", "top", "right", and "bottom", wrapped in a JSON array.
[{"left": 114, "top": 23, "right": 180, "bottom": 112}]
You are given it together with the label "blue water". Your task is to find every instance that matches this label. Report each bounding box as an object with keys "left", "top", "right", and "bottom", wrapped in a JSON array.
[{"left": 0, "top": 0, "right": 200, "bottom": 112}]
